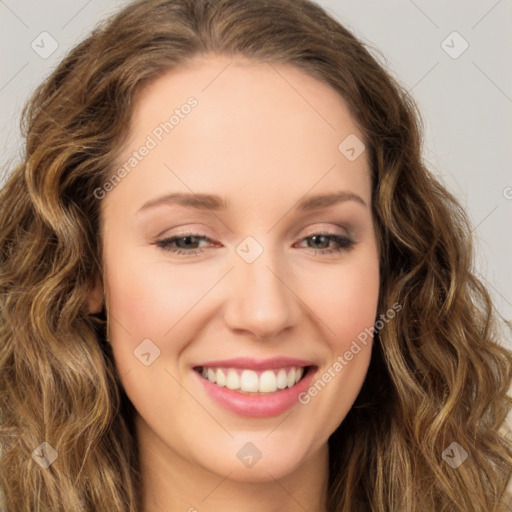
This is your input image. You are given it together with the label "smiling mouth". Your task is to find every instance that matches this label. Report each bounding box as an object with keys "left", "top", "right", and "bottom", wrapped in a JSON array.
[{"left": 193, "top": 365, "right": 313, "bottom": 395}]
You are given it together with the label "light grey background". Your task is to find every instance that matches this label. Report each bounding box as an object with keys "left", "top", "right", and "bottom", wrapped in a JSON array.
[{"left": 0, "top": 0, "right": 511, "bottom": 351}]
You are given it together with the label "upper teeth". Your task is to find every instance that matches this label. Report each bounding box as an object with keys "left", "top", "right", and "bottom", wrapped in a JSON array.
[{"left": 200, "top": 366, "right": 305, "bottom": 394}]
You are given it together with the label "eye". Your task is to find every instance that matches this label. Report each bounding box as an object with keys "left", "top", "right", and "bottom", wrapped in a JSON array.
[
  {"left": 155, "top": 233, "right": 212, "bottom": 256},
  {"left": 155, "top": 231, "right": 355, "bottom": 258},
  {"left": 295, "top": 232, "right": 355, "bottom": 255}
]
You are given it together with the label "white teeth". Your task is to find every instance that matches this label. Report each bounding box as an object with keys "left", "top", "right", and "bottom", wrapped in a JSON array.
[
  {"left": 225, "top": 369, "right": 240, "bottom": 390},
  {"left": 258, "top": 370, "right": 277, "bottom": 393},
  {"left": 199, "top": 366, "right": 307, "bottom": 393},
  {"left": 207, "top": 368, "right": 217, "bottom": 383},
  {"left": 216, "top": 368, "right": 226, "bottom": 387},
  {"left": 240, "top": 370, "right": 259, "bottom": 392},
  {"left": 287, "top": 368, "right": 296, "bottom": 388},
  {"left": 276, "top": 369, "right": 288, "bottom": 389}
]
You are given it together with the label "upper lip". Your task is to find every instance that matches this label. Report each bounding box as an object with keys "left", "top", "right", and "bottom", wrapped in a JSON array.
[{"left": 193, "top": 357, "right": 316, "bottom": 371}]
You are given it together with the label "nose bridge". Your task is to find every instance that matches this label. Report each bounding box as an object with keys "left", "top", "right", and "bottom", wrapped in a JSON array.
[{"left": 224, "top": 235, "right": 301, "bottom": 339}]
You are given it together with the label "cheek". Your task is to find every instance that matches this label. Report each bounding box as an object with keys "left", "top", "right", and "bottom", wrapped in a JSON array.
[
  {"left": 303, "top": 253, "right": 380, "bottom": 350},
  {"left": 296, "top": 250, "right": 379, "bottom": 418},
  {"left": 105, "top": 248, "right": 214, "bottom": 340},
  {"left": 335, "top": 266, "right": 379, "bottom": 339},
  {"left": 104, "top": 250, "right": 206, "bottom": 425}
]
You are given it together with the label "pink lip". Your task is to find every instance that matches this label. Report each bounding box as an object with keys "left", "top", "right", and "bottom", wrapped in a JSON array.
[
  {"left": 192, "top": 365, "right": 318, "bottom": 418},
  {"left": 192, "top": 356, "right": 315, "bottom": 371}
]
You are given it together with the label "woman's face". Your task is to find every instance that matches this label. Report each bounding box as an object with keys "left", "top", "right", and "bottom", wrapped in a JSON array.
[{"left": 94, "top": 53, "right": 379, "bottom": 483}]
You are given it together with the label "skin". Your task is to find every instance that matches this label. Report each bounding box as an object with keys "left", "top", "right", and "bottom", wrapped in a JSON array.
[{"left": 88, "top": 53, "right": 380, "bottom": 512}]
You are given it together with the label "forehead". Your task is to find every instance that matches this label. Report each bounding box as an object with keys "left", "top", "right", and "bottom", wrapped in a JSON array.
[
  {"left": 106, "top": 53, "right": 370, "bottom": 213},
  {"left": 131, "top": 53, "right": 362, "bottom": 141}
]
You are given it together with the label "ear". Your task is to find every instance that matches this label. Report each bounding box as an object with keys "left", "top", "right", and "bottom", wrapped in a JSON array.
[{"left": 87, "top": 274, "right": 104, "bottom": 314}]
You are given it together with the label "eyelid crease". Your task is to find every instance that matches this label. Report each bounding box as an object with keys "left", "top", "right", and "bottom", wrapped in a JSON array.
[{"left": 154, "top": 230, "right": 356, "bottom": 258}]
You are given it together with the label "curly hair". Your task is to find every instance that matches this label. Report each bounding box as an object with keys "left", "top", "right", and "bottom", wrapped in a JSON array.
[{"left": 1, "top": 0, "right": 511, "bottom": 510}]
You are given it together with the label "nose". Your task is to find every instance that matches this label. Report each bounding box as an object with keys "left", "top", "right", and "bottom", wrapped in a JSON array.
[{"left": 223, "top": 247, "right": 302, "bottom": 341}]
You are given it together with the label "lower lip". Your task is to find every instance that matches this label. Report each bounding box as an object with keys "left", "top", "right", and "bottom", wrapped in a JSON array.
[{"left": 192, "top": 367, "right": 317, "bottom": 418}]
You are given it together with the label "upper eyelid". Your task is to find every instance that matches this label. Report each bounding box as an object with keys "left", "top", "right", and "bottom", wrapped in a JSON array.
[
  {"left": 159, "top": 229, "right": 351, "bottom": 243},
  {"left": 147, "top": 210, "right": 361, "bottom": 240},
  {"left": 158, "top": 222, "right": 352, "bottom": 240}
]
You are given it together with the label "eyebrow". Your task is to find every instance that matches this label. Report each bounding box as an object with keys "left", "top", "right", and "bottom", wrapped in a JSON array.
[{"left": 137, "top": 190, "right": 367, "bottom": 214}]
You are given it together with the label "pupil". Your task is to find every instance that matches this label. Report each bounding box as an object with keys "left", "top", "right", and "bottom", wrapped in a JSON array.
[
  {"left": 179, "top": 236, "right": 197, "bottom": 248},
  {"left": 312, "top": 235, "right": 327, "bottom": 249}
]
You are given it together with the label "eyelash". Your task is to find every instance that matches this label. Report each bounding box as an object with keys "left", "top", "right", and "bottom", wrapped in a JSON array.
[{"left": 155, "top": 231, "right": 355, "bottom": 258}]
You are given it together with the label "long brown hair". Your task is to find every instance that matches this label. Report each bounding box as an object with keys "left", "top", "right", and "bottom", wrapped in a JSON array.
[{"left": 1, "top": 0, "right": 511, "bottom": 510}]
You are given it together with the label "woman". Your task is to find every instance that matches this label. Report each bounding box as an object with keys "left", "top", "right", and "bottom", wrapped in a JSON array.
[{"left": 0, "top": 0, "right": 511, "bottom": 510}]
